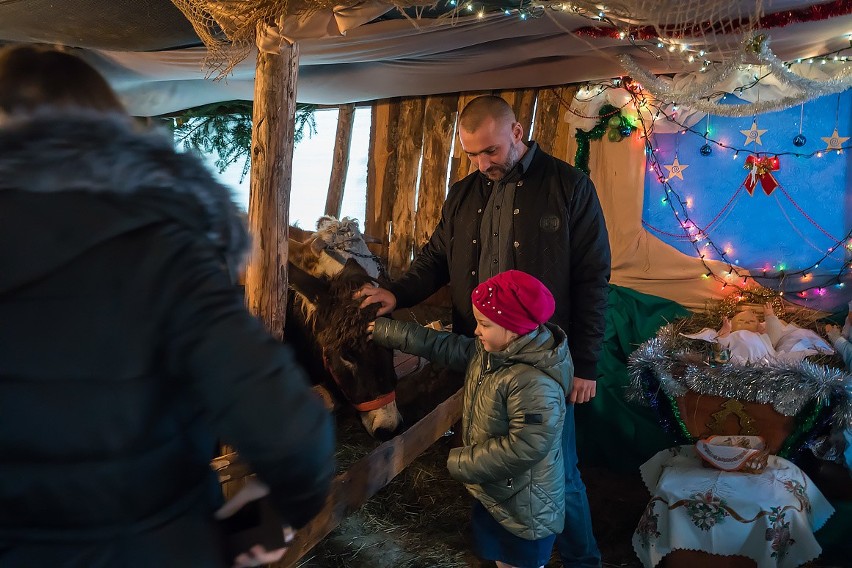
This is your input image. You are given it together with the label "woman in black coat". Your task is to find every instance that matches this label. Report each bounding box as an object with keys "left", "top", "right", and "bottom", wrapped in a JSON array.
[{"left": 0, "top": 45, "right": 335, "bottom": 567}]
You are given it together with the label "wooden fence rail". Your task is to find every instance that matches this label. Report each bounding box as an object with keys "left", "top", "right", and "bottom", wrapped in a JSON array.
[{"left": 213, "top": 387, "right": 464, "bottom": 567}]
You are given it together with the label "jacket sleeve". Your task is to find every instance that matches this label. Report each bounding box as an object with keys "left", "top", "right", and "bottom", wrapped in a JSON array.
[
  {"left": 161, "top": 237, "right": 335, "bottom": 530},
  {"left": 387, "top": 190, "right": 454, "bottom": 308},
  {"left": 832, "top": 336, "right": 852, "bottom": 372},
  {"left": 447, "top": 370, "right": 564, "bottom": 484},
  {"left": 565, "top": 174, "right": 611, "bottom": 380},
  {"left": 373, "top": 317, "right": 474, "bottom": 373}
]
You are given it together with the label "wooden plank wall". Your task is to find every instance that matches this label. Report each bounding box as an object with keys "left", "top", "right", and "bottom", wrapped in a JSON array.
[
  {"left": 366, "top": 99, "right": 400, "bottom": 260},
  {"left": 359, "top": 86, "right": 578, "bottom": 276},
  {"left": 416, "top": 94, "right": 458, "bottom": 249},
  {"left": 387, "top": 97, "right": 425, "bottom": 278}
]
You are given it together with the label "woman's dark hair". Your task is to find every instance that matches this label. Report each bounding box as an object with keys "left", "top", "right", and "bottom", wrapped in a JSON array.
[{"left": 0, "top": 45, "right": 124, "bottom": 114}]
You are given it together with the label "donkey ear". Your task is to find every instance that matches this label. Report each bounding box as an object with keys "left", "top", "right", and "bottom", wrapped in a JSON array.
[
  {"left": 288, "top": 237, "right": 313, "bottom": 262},
  {"left": 288, "top": 261, "right": 329, "bottom": 303},
  {"left": 309, "top": 236, "right": 327, "bottom": 256}
]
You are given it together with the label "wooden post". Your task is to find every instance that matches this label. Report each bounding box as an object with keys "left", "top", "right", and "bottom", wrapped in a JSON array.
[
  {"left": 415, "top": 94, "right": 458, "bottom": 249},
  {"left": 532, "top": 86, "right": 577, "bottom": 162},
  {"left": 324, "top": 103, "right": 355, "bottom": 218},
  {"left": 366, "top": 98, "right": 400, "bottom": 260},
  {"left": 244, "top": 44, "right": 299, "bottom": 340},
  {"left": 387, "top": 97, "right": 425, "bottom": 277}
]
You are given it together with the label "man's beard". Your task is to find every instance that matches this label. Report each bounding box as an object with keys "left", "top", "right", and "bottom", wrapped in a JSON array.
[{"left": 484, "top": 143, "right": 521, "bottom": 181}]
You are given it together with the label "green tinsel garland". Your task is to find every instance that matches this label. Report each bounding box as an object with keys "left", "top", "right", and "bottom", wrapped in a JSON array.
[{"left": 574, "top": 103, "right": 629, "bottom": 174}]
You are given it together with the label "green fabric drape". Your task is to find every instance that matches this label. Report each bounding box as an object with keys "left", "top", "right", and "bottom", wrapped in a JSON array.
[{"left": 575, "top": 284, "right": 691, "bottom": 471}]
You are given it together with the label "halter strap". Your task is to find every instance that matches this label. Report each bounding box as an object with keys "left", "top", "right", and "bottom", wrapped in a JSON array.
[{"left": 322, "top": 350, "right": 396, "bottom": 412}]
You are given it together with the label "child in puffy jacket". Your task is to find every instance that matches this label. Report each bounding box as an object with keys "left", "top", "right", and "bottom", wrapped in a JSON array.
[
  {"left": 825, "top": 303, "right": 852, "bottom": 370},
  {"left": 369, "top": 270, "right": 573, "bottom": 568},
  {"left": 824, "top": 304, "right": 852, "bottom": 475}
]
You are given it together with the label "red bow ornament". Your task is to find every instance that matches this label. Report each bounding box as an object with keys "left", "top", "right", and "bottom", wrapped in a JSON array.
[{"left": 743, "top": 155, "right": 780, "bottom": 196}]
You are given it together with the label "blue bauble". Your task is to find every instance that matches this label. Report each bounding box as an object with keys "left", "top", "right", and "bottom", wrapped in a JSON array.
[
  {"left": 793, "top": 134, "right": 807, "bottom": 147},
  {"left": 699, "top": 143, "right": 712, "bottom": 156},
  {"left": 619, "top": 125, "right": 632, "bottom": 137}
]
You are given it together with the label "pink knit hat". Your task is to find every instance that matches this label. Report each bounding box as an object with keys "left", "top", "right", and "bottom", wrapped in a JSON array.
[{"left": 471, "top": 270, "right": 555, "bottom": 335}]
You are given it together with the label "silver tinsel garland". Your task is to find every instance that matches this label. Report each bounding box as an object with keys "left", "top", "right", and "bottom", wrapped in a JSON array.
[
  {"left": 627, "top": 324, "right": 852, "bottom": 429},
  {"left": 759, "top": 39, "right": 852, "bottom": 95},
  {"left": 618, "top": 33, "right": 852, "bottom": 117},
  {"left": 677, "top": 94, "right": 848, "bottom": 117},
  {"left": 618, "top": 53, "right": 742, "bottom": 105}
]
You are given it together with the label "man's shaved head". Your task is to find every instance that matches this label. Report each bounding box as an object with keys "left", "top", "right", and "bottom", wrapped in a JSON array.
[
  {"left": 456, "top": 95, "right": 527, "bottom": 181},
  {"left": 459, "top": 95, "right": 516, "bottom": 132}
]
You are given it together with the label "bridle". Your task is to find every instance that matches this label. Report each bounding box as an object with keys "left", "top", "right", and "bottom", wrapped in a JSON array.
[
  {"left": 322, "top": 348, "right": 396, "bottom": 413},
  {"left": 321, "top": 238, "right": 390, "bottom": 282}
]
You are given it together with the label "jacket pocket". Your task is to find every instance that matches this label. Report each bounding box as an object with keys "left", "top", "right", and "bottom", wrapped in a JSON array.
[
  {"left": 481, "top": 476, "right": 530, "bottom": 505},
  {"left": 531, "top": 482, "right": 565, "bottom": 532}
]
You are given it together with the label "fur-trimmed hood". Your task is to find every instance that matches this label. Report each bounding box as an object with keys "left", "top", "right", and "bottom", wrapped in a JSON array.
[{"left": 0, "top": 111, "right": 249, "bottom": 293}]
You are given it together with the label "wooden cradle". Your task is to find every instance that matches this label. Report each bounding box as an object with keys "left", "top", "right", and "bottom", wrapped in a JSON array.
[{"left": 627, "top": 325, "right": 850, "bottom": 465}]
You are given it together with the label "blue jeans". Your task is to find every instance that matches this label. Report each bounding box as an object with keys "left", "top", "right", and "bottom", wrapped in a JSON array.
[{"left": 555, "top": 404, "right": 601, "bottom": 567}]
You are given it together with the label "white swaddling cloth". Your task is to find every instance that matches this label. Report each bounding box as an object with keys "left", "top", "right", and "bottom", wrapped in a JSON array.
[{"left": 682, "top": 317, "right": 833, "bottom": 365}]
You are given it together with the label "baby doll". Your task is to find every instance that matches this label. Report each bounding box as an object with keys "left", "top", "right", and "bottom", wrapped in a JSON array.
[
  {"left": 714, "top": 307, "right": 776, "bottom": 364},
  {"left": 684, "top": 302, "right": 833, "bottom": 365}
]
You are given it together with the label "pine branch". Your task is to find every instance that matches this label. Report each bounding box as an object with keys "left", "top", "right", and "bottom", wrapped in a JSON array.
[{"left": 168, "top": 101, "right": 317, "bottom": 182}]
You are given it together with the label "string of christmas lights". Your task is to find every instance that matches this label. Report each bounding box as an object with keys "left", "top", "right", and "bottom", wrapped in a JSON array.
[
  {"left": 626, "top": 86, "right": 852, "bottom": 301},
  {"left": 570, "top": 0, "right": 852, "bottom": 41},
  {"left": 643, "top": 96, "right": 852, "bottom": 159}
]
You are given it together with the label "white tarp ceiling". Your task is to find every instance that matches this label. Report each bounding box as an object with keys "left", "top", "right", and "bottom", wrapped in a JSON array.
[{"left": 1, "top": 1, "right": 850, "bottom": 115}]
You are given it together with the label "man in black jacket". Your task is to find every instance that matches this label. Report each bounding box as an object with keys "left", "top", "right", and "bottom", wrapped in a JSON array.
[{"left": 360, "top": 95, "right": 610, "bottom": 567}]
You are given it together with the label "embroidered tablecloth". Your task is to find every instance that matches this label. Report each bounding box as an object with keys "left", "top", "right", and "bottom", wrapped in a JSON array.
[{"left": 633, "top": 446, "right": 835, "bottom": 568}]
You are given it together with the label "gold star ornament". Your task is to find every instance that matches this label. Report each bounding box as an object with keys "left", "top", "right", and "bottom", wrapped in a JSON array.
[
  {"left": 821, "top": 129, "right": 849, "bottom": 151},
  {"left": 740, "top": 120, "right": 768, "bottom": 146},
  {"left": 664, "top": 156, "right": 689, "bottom": 180}
]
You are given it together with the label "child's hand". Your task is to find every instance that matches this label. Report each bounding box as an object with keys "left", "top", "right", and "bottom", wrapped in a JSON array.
[
  {"left": 366, "top": 321, "right": 375, "bottom": 339},
  {"left": 825, "top": 323, "right": 842, "bottom": 343},
  {"left": 718, "top": 317, "right": 732, "bottom": 337},
  {"left": 763, "top": 302, "right": 776, "bottom": 318}
]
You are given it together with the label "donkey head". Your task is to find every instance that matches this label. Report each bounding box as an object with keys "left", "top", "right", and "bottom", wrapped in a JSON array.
[{"left": 288, "top": 257, "right": 401, "bottom": 440}]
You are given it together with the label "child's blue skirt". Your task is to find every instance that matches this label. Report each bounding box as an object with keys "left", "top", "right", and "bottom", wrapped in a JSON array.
[{"left": 471, "top": 501, "right": 556, "bottom": 568}]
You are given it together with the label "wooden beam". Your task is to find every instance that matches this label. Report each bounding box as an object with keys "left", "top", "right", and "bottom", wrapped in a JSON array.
[
  {"left": 415, "top": 94, "right": 457, "bottom": 249},
  {"left": 324, "top": 103, "right": 355, "bottom": 218},
  {"left": 366, "top": 98, "right": 400, "bottom": 260},
  {"left": 277, "top": 387, "right": 464, "bottom": 567},
  {"left": 244, "top": 43, "right": 299, "bottom": 341},
  {"left": 513, "top": 88, "right": 537, "bottom": 138},
  {"left": 532, "top": 86, "right": 577, "bottom": 162},
  {"left": 387, "top": 97, "right": 425, "bottom": 277}
]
